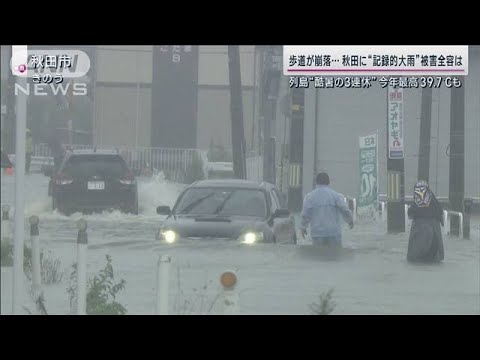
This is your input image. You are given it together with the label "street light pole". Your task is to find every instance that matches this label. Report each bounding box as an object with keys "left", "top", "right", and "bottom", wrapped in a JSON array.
[
  {"left": 12, "top": 74, "right": 27, "bottom": 314},
  {"left": 288, "top": 87, "right": 305, "bottom": 212},
  {"left": 448, "top": 76, "right": 465, "bottom": 236},
  {"left": 261, "top": 46, "right": 281, "bottom": 184},
  {"left": 386, "top": 85, "right": 405, "bottom": 234},
  {"left": 4, "top": 46, "right": 16, "bottom": 153},
  {"left": 135, "top": 50, "right": 140, "bottom": 148},
  {"left": 228, "top": 45, "right": 246, "bottom": 179},
  {"left": 418, "top": 87, "right": 433, "bottom": 182}
]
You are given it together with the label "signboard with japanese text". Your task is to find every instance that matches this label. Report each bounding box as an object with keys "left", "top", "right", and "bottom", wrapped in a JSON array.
[
  {"left": 151, "top": 45, "right": 199, "bottom": 148},
  {"left": 358, "top": 133, "right": 378, "bottom": 223},
  {"left": 388, "top": 85, "right": 404, "bottom": 159},
  {"left": 283, "top": 46, "right": 469, "bottom": 76}
]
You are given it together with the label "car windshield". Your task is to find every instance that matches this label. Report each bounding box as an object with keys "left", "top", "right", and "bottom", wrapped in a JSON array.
[
  {"left": 64, "top": 155, "right": 128, "bottom": 178},
  {"left": 175, "top": 188, "right": 267, "bottom": 217}
]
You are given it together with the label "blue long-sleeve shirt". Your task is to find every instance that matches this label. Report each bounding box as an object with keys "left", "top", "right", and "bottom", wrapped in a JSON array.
[{"left": 301, "top": 185, "right": 353, "bottom": 238}]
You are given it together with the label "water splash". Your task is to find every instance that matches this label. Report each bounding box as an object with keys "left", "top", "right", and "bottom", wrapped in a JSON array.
[{"left": 2, "top": 172, "right": 185, "bottom": 222}]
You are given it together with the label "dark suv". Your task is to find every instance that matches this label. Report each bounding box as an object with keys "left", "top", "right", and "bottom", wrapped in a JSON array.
[{"left": 47, "top": 149, "right": 138, "bottom": 215}]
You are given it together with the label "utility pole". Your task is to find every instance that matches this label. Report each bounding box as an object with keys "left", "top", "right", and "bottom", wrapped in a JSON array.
[
  {"left": 228, "top": 45, "right": 246, "bottom": 179},
  {"left": 67, "top": 79, "right": 74, "bottom": 146},
  {"left": 260, "top": 46, "right": 281, "bottom": 184},
  {"left": 417, "top": 87, "right": 433, "bottom": 182},
  {"left": 448, "top": 76, "right": 465, "bottom": 237},
  {"left": 12, "top": 74, "right": 27, "bottom": 314},
  {"left": 288, "top": 87, "right": 305, "bottom": 212},
  {"left": 386, "top": 85, "right": 405, "bottom": 233},
  {"left": 91, "top": 46, "right": 98, "bottom": 147},
  {"left": 4, "top": 46, "right": 16, "bottom": 153}
]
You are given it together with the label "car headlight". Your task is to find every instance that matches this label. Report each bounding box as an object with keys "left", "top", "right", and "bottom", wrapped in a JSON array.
[
  {"left": 161, "top": 230, "right": 178, "bottom": 244},
  {"left": 238, "top": 231, "right": 263, "bottom": 245}
]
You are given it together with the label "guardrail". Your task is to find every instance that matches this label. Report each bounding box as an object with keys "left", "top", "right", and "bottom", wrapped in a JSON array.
[
  {"left": 378, "top": 201, "right": 386, "bottom": 222},
  {"left": 32, "top": 144, "right": 206, "bottom": 183},
  {"left": 378, "top": 194, "right": 480, "bottom": 205},
  {"left": 405, "top": 204, "right": 409, "bottom": 228},
  {"left": 8, "top": 154, "right": 53, "bottom": 168},
  {"left": 246, "top": 156, "right": 263, "bottom": 182},
  {"left": 342, "top": 196, "right": 357, "bottom": 223},
  {"left": 379, "top": 203, "right": 470, "bottom": 237},
  {"left": 443, "top": 210, "right": 464, "bottom": 238}
]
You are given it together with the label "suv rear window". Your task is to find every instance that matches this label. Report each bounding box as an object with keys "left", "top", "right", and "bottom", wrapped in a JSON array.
[{"left": 63, "top": 155, "right": 128, "bottom": 178}]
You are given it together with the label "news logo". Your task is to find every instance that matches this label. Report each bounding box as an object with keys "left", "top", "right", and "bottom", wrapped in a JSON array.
[{"left": 11, "top": 47, "right": 91, "bottom": 97}]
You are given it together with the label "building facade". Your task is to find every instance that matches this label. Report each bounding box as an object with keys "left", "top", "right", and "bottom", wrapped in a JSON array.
[
  {"left": 301, "top": 46, "right": 480, "bottom": 200},
  {"left": 93, "top": 45, "right": 257, "bottom": 152}
]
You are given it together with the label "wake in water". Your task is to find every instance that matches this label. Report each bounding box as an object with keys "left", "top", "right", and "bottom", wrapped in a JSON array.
[
  {"left": 138, "top": 171, "right": 185, "bottom": 216},
  {"left": 1, "top": 173, "right": 52, "bottom": 217},
  {"left": 2, "top": 171, "right": 185, "bottom": 222}
]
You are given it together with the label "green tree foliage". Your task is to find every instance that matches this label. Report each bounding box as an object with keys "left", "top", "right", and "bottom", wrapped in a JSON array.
[{"left": 67, "top": 255, "right": 127, "bottom": 315}]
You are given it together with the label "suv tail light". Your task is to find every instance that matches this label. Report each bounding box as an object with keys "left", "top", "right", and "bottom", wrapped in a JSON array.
[
  {"left": 55, "top": 172, "right": 73, "bottom": 185},
  {"left": 120, "top": 171, "right": 135, "bottom": 185}
]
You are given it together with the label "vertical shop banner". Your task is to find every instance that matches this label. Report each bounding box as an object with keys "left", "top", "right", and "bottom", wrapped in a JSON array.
[
  {"left": 388, "top": 85, "right": 404, "bottom": 159},
  {"left": 358, "top": 133, "right": 378, "bottom": 222}
]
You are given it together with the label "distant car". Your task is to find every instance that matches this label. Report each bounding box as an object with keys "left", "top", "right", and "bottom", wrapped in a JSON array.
[
  {"left": 156, "top": 179, "right": 297, "bottom": 245},
  {"left": 47, "top": 149, "right": 138, "bottom": 215},
  {"left": 206, "top": 161, "right": 234, "bottom": 179}
]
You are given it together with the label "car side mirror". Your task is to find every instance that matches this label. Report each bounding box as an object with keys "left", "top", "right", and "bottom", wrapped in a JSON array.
[
  {"left": 156, "top": 206, "right": 172, "bottom": 215},
  {"left": 273, "top": 208, "right": 290, "bottom": 218}
]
